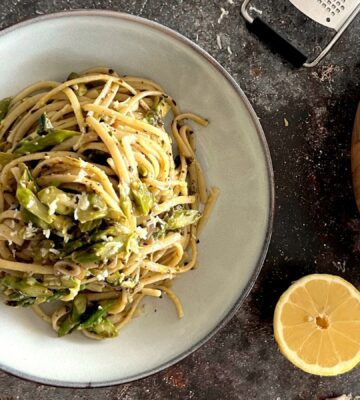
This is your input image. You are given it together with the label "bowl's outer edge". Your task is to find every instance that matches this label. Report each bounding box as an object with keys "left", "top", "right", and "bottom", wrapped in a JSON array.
[{"left": 0, "top": 9, "right": 275, "bottom": 388}]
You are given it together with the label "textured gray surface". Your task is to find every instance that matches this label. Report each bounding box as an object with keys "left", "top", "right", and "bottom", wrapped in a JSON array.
[{"left": 0, "top": 1, "right": 359, "bottom": 399}]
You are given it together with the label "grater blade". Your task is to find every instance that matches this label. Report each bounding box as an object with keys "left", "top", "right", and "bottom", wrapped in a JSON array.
[{"left": 289, "top": 0, "right": 360, "bottom": 30}]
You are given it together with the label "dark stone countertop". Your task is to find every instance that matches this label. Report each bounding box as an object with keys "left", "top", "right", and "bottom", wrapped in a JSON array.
[{"left": 0, "top": 1, "right": 359, "bottom": 399}]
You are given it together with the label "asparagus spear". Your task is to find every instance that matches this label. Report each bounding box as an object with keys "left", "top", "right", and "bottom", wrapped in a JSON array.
[
  {"left": 130, "top": 179, "right": 154, "bottom": 216},
  {"left": 79, "top": 219, "right": 102, "bottom": 233},
  {"left": 0, "top": 97, "right": 12, "bottom": 121},
  {"left": 38, "top": 186, "right": 75, "bottom": 216},
  {"left": 0, "top": 275, "right": 52, "bottom": 297},
  {"left": 92, "top": 319, "right": 118, "bottom": 338},
  {"left": 18, "top": 162, "right": 38, "bottom": 193},
  {"left": 57, "top": 294, "right": 87, "bottom": 337},
  {"left": 16, "top": 187, "right": 53, "bottom": 224},
  {"left": 78, "top": 300, "right": 115, "bottom": 330},
  {"left": 71, "top": 238, "right": 125, "bottom": 264},
  {"left": 38, "top": 112, "right": 53, "bottom": 133},
  {"left": 76, "top": 193, "right": 108, "bottom": 223},
  {"left": 15, "top": 129, "right": 80, "bottom": 155},
  {"left": 166, "top": 209, "right": 201, "bottom": 230}
]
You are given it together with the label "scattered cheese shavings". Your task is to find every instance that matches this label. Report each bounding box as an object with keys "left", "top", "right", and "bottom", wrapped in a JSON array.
[
  {"left": 78, "top": 193, "right": 90, "bottom": 210},
  {"left": 227, "top": 45, "right": 233, "bottom": 55},
  {"left": 216, "top": 34, "right": 222, "bottom": 49},
  {"left": 11, "top": 248, "right": 16, "bottom": 258},
  {"left": 218, "top": 7, "right": 229, "bottom": 24},
  {"left": 79, "top": 159, "right": 88, "bottom": 168},
  {"left": 48, "top": 199, "right": 58, "bottom": 216},
  {"left": 227, "top": 0, "right": 234, "bottom": 3},
  {"left": 136, "top": 226, "right": 148, "bottom": 240},
  {"left": 23, "top": 222, "right": 38, "bottom": 239},
  {"left": 7, "top": 240, "right": 12, "bottom": 246},
  {"left": 326, "top": 395, "right": 352, "bottom": 400},
  {"left": 43, "top": 229, "right": 51, "bottom": 239},
  {"left": 44, "top": 155, "right": 50, "bottom": 159},
  {"left": 96, "top": 270, "right": 109, "bottom": 281},
  {"left": 27, "top": 199, "right": 35, "bottom": 208},
  {"left": 284, "top": 118, "right": 289, "bottom": 127},
  {"left": 74, "top": 169, "right": 87, "bottom": 182}
]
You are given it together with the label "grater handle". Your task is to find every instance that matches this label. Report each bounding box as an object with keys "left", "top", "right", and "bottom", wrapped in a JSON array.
[{"left": 247, "top": 17, "right": 308, "bottom": 68}]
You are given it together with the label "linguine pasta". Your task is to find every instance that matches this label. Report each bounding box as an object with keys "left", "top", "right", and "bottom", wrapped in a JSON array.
[{"left": 0, "top": 68, "right": 218, "bottom": 339}]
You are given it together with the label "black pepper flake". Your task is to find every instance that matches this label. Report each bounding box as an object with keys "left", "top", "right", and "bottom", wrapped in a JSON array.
[
  {"left": 174, "top": 155, "right": 181, "bottom": 168},
  {"left": 184, "top": 262, "right": 189, "bottom": 266},
  {"left": 196, "top": 239, "right": 200, "bottom": 244},
  {"left": 172, "top": 100, "right": 177, "bottom": 106},
  {"left": 189, "top": 130, "right": 194, "bottom": 135},
  {"left": 109, "top": 69, "right": 114, "bottom": 74}
]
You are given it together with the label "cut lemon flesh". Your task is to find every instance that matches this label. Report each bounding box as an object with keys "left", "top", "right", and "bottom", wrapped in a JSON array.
[{"left": 274, "top": 274, "right": 360, "bottom": 376}]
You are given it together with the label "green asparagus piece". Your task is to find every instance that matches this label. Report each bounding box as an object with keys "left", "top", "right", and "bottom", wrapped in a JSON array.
[
  {"left": 166, "top": 209, "right": 201, "bottom": 230},
  {"left": 130, "top": 179, "right": 154, "bottom": 216},
  {"left": 79, "top": 219, "right": 102, "bottom": 233},
  {"left": 18, "top": 163, "right": 38, "bottom": 193},
  {"left": 155, "top": 97, "right": 171, "bottom": 118},
  {"left": 14, "top": 129, "right": 80, "bottom": 155},
  {"left": 71, "top": 238, "right": 125, "bottom": 264},
  {"left": 51, "top": 215, "right": 73, "bottom": 238},
  {"left": 72, "top": 294, "right": 87, "bottom": 320},
  {"left": 58, "top": 294, "right": 87, "bottom": 336},
  {"left": 106, "top": 271, "right": 125, "bottom": 286},
  {"left": 0, "top": 97, "right": 12, "bottom": 121},
  {"left": 67, "top": 72, "right": 88, "bottom": 96},
  {"left": 46, "top": 289, "right": 70, "bottom": 302},
  {"left": 22, "top": 208, "right": 50, "bottom": 230},
  {"left": 38, "top": 112, "right": 53, "bottom": 133},
  {"left": 61, "top": 238, "right": 87, "bottom": 256},
  {"left": 78, "top": 300, "right": 115, "bottom": 330},
  {"left": 16, "top": 187, "right": 53, "bottom": 224},
  {"left": 38, "top": 186, "right": 75, "bottom": 215},
  {"left": 57, "top": 315, "right": 77, "bottom": 337},
  {"left": 76, "top": 193, "right": 108, "bottom": 223},
  {"left": 119, "top": 184, "right": 133, "bottom": 220},
  {"left": 92, "top": 318, "right": 118, "bottom": 338},
  {"left": 0, "top": 275, "right": 52, "bottom": 298},
  {"left": 91, "top": 224, "right": 129, "bottom": 243},
  {"left": 125, "top": 233, "right": 139, "bottom": 256},
  {"left": 0, "top": 152, "right": 17, "bottom": 166}
]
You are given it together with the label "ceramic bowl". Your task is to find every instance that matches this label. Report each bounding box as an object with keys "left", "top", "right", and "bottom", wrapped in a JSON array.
[{"left": 0, "top": 10, "right": 274, "bottom": 387}]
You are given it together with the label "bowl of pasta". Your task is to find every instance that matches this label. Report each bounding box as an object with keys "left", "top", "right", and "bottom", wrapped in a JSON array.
[{"left": 0, "top": 11, "right": 274, "bottom": 386}]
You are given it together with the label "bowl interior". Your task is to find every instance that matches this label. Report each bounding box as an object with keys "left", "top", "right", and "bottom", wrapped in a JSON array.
[{"left": 0, "top": 11, "right": 273, "bottom": 386}]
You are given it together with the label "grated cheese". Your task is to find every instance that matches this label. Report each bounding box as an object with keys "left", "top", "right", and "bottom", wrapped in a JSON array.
[
  {"left": 74, "top": 169, "right": 87, "bottom": 183},
  {"left": 48, "top": 199, "right": 58, "bottom": 216},
  {"left": 43, "top": 229, "right": 51, "bottom": 239},
  {"left": 227, "top": 45, "right": 233, "bottom": 55},
  {"left": 23, "top": 222, "right": 38, "bottom": 239},
  {"left": 78, "top": 193, "right": 90, "bottom": 210}
]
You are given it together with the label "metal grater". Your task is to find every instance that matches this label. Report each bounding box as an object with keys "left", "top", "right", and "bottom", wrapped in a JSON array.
[{"left": 241, "top": 0, "right": 360, "bottom": 67}]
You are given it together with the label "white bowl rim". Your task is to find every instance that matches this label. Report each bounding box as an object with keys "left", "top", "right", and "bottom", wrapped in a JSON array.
[{"left": 0, "top": 9, "right": 275, "bottom": 388}]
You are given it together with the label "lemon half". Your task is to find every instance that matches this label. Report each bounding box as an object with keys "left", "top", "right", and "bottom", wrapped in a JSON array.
[{"left": 274, "top": 274, "right": 360, "bottom": 376}]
